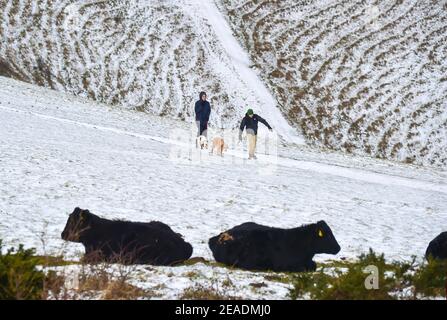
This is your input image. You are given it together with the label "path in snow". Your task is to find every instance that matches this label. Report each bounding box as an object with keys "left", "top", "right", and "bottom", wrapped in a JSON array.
[{"left": 1, "top": 104, "right": 445, "bottom": 196}]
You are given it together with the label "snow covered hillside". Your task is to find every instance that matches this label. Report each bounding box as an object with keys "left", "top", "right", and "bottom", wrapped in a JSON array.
[
  {"left": 0, "top": 76, "right": 446, "bottom": 298},
  {"left": 1, "top": 0, "right": 445, "bottom": 167},
  {"left": 0, "top": 0, "right": 301, "bottom": 143},
  {"left": 219, "top": 0, "right": 447, "bottom": 167}
]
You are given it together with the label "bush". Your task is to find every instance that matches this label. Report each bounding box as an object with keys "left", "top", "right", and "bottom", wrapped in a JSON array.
[
  {"left": 0, "top": 240, "right": 45, "bottom": 300},
  {"left": 290, "top": 249, "right": 418, "bottom": 300},
  {"left": 412, "top": 258, "right": 447, "bottom": 298},
  {"left": 289, "top": 270, "right": 331, "bottom": 299},
  {"left": 318, "top": 250, "right": 396, "bottom": 300}
]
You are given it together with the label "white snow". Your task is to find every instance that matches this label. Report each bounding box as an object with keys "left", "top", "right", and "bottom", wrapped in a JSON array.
[{"left": 0, "top": 76, "right": 446, "bottom": 298}]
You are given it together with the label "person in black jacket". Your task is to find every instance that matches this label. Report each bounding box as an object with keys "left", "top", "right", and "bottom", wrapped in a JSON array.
[
  {"left": 194, "top": 92, "right": 211, "bottom": 138},
  {"left": 239, "top": 109, "right": 273, "bottom": 159}
]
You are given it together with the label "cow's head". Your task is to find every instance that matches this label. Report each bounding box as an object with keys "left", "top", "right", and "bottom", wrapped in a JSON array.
[
  {"left": 61, "top": 207, "right": 95, "bottom": 242},
  {"left": 312, "top": 221, "right": 341, "bottom": 254}
]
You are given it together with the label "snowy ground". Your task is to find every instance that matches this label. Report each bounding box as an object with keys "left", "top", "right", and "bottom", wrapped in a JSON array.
[{"left": 1, "top": 76, "right": 446, "bottom": 299}]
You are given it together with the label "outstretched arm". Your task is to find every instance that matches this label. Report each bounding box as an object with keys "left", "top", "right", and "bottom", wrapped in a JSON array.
[{"left": 257, "top": 115, "right": 272, "bottom": 130}]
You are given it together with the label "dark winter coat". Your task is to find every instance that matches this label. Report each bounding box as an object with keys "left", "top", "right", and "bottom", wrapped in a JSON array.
[
  {"left": 195, "top": 100, "right": 211, "bottom": 123},
  {"left": 239, "top": 113, "right": 272, "bottom": 135}
]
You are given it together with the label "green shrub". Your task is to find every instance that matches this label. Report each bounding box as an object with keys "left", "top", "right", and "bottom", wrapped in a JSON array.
[
  {"left": 318, "top": 250, "right": 395, "bottom": 300},
  {"left": 412, "top": 258, "right": 447, "bottom": 298},
  {"left": 290, "top": 249, "right": 414, "bottom": 300},
  {"left": 289, "top": 270, "right": 331, "bottom": 299},
  {"left": 0, "top": 240, "right": 45, "bottom": 300}
]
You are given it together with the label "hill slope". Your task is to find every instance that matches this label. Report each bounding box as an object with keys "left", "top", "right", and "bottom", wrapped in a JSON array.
[
  {"left": 0, "top": 0, "right": 302, "bottom": 143},
  {"left": 1, "top": 0, "right": 446, "bottom": 167},
  {"left": 219, "top": 0, "right": 447, "bottom": 167}
]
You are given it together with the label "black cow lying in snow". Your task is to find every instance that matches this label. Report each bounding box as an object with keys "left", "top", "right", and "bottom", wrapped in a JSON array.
[
  {"left": 61, "top": 207, "right": 193, "bottom": 265},
  {"left": 425, "top": 232, "right": 447, "bottom": 260},
  {"left": 208, "top": 221, "right": 341, "bottom": 272}
]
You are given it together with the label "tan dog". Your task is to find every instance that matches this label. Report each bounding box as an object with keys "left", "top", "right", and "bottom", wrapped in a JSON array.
[{"left": 209, "top": 137, "right": 228, "bottom": 156}]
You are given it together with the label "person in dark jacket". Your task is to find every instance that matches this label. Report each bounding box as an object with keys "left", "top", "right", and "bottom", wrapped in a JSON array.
[
  {"left": 194, "top": 92, "right": 211, "bottom": 138},
  {"left": 239, "top": 109, "right": 272, "bottom": 159}
]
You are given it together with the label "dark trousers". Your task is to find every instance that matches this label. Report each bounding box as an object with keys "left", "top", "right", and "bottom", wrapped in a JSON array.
[{"left": 196, "top": 121, "right": 208, "bottom": 137}]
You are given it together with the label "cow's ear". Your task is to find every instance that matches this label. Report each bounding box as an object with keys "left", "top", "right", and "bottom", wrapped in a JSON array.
[{"left": 80, "top": 210, "right": 87, "bottom": 221}]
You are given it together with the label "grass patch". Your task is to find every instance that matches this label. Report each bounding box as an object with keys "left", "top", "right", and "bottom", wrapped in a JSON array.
[
  {"left": 35, "top": 255, "right": 79, "bottom": 267},
  {"left": 101, "top": 280, "right": 148, "bottom": 300},
  {"left": 180, "top": 282, "right": 241, "bottom": 300},
  {"left": 178, "top": 257, "right": 237, "bottom": 269}
]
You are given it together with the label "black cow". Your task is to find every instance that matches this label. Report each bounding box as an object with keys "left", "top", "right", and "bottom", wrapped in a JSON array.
[
  {"left": 208, "top": 221, "right": 340, "bottom": 272},
  {"left": 426, "top": 232, "right": 447, "bottom": 260},
  {"left": 61, "top": 207, "right": 193, "bottom": 265}
]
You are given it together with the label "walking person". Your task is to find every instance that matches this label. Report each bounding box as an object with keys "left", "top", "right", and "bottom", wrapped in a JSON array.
[
  {"left": 194, "top": 91, "right": 211, "bottom": 138},
  {"left": 239, "top": 108, "right": 273, "bottom": 159}
]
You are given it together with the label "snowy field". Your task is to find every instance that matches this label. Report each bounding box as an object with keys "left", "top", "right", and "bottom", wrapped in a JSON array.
[{"left": 1, "top": 76, "right": 446, "bottom": 298}]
